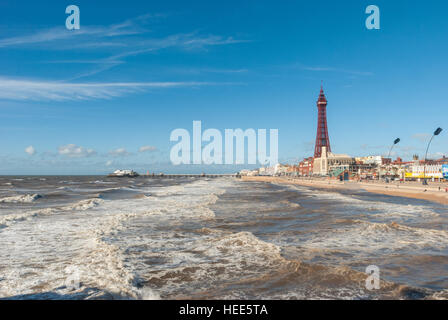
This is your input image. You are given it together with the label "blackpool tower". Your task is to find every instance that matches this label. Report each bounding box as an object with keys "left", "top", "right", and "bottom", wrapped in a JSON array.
[{"left": 314, "top": 85, "right": 331, "bottom": 158}]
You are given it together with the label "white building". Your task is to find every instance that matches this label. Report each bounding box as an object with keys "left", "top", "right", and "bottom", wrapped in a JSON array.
[
  {"left": 247, "top": 169, "right": 260, "bottom": 176},
  {"left": 274, "top": 163, "right": 289, "bottom": 175},
  {"left": 355, "top": 155, "right": 390, "bottom": 166},
  {"left": 313, "top": 147, "right": 354, "bottom": 176},
  {"left": 405, "top": 164, "right": 443, "bottom": 180}
]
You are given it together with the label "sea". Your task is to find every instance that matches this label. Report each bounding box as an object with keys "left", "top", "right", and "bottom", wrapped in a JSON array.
[{"left": 0, "top": 176, "right": 447, "bottom": 300}]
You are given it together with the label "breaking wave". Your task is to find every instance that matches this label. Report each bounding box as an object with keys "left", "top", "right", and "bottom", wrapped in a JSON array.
[
  {"left": 0, "top": 198, "right": 104, "bottom": 229},
  {"left": 0, "top": 194, "right": 42, "bottom": 203}
]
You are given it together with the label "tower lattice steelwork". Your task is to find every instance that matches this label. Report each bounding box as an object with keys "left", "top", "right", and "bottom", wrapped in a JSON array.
[{"left": 314, "top": 85, "right": 331, "bottom": 158}]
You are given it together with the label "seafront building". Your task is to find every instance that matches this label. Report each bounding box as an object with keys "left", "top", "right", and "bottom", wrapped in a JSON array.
[
  {"left": 404, "top": 158, "right": 448, "bottom": 181},
  {"left": 298, "top": 157, "right": 314, "bottom": 176},
  {"left": 242, "top": 85, "right": 446, "bottom": 181},
  {"left": 312, "top": 146, "right": 354, "bottom": 176},
  {"left": 355, "top": 155, "right": 391, "bottom": 166},
  {"left": 405, "top": 164, "right": 443, "bottom": 180}
]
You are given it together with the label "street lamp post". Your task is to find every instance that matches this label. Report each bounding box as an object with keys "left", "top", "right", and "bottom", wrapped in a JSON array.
[
  {"left": 388, "top": 138, "right": 401, "bottom": 158},
  {"left": 380, "top": 138, "right": 400, "bottom": 182},
  {"left": 423, "top": 127, "right": 443, "bottom": 185}
]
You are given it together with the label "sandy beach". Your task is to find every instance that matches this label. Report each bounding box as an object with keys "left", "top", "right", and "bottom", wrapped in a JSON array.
[{"left": 242, "top": 176, "right": 448, "bottom": 205}]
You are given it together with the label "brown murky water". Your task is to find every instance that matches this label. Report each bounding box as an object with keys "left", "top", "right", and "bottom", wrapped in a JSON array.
[{"left": 0, "top": 176, "right": 447, "bottom": 299}]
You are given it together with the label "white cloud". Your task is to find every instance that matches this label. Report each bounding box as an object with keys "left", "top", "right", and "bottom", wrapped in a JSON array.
[
  {"left": 428, "top": 152, "right": 446, "bottom": 159},
  {"left": 25, "top": 145, "right": 36, "bottom": 155},
  {"left": 412, "top": 133, "right": 431, "bottom": 142},
  {"left": 0, "top": 14, "right": 155, "bottom": 48},
  {"left": 0, "top": 77, "right": 209, "bottom": 101},
  {"left": 0, "top": 28, "right": 80, "bottom": 48},
  {"left": 58, "top": 144, "right": 97, "bottom": 158},
  {"left": 0, "top": 12, "right": 248, "bottom": 80},
  {"left": 105, "top": 160, "right": 113, "bottom": 166},
  {"left": 0, "top": 13, "right": 248, "bottom": 89},
  {"left": 139, "top": 145, "right": 157, "bottom": 152},
  {"left": 109, "top": 148, "right": 130, "bottom": 157},
  {"left": 67, "top": 34, "right": 250, "bottom": 79},
  {"left": 298, "top": 65, "right": 373, "bottom": 76}
]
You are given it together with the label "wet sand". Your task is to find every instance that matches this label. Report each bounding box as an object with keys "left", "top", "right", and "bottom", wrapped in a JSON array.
[{"left": 242, "top": 176, "right": 448, "bottom": 205}]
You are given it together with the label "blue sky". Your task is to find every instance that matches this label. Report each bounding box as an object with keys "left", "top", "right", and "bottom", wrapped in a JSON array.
[{"left": 0, "top": 0, "right": 447, "bottom": 174}]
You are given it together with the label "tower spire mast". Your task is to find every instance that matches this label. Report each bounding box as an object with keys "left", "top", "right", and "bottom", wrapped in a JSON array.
[{"left": 314, "top": 84, "right": 331, "bottom": 158}]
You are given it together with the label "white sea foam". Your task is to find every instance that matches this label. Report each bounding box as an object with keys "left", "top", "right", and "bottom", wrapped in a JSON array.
[
  {"left": 2, "top": 177, "right": 444, "bottom": 299},
  {"left": 90, "top": 180, "right": 115, "bottom": 184},
  {"left": 294, "top": 219, "right": 448, "bottom": 258},
  {"left": 0, "top": 194, "right": 42, "bottom": 203},
  {"left": 286, "top": 184, "right": 441, "bottom": 224},
  {"left": 62, "top": 198, "right": 104, "bottom": 211},
  {"left": 0, "top": 198, "right": 104, "bottom": 229},
  {"left": 0, "top": 178, "right": 232, "bottom": 299}
]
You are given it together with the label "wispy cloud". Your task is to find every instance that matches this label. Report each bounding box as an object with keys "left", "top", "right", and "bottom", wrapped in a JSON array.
[
  {"left": 0, "top": 77, "right": 211, "bottom": 101},
  {"left": 162, "top": 67, "right": 249, "bottom": 75},
  {"left": 0, "top": 14, "right": 249, "bottom": 80},
  {"left": 412, "top": 133, "right": 431, "bottom": 143},
  {"left": 0, "top": 26, "right": 132, "bottom": 49},
  {"left": 0, "top": 14, "right": 155, "bottom": 48},
  {"left": 428, "top": 152, "right": 446, "bottom": 159},
  {"left": 360, "top": 144, "right": 386, "bottom": 150},
  {"left": 58, "top": 144, "right": 96, "bottom": 158},
  {"left": 0, "top": 13, "right": 249, "bottom": 79},
  {"left": 139, "top": 145, "right": 157, "bottom": 152},
  {"left": 178, "top": 34, "right": 250, "bottom": 47},
  {"left": 67, "top": 33, "right": 250, "bottom": 79},
  {"left": 109, "top": 148, "right": 131, "bottom": 157},
  {"left": 298, "top": 65, "right": 373, "bottom": 76},
  {"left": 0, "top": 28, "right": 79, "bottom": 48}
]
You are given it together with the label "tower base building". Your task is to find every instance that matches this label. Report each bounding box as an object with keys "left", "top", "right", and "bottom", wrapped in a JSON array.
[{"left": 313, "top": 147, "right": 354, "bottom": 176}]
